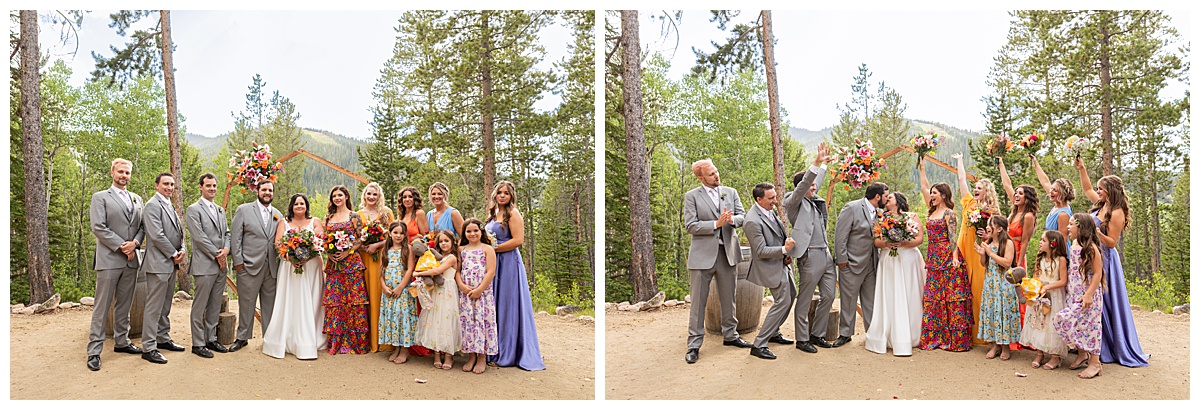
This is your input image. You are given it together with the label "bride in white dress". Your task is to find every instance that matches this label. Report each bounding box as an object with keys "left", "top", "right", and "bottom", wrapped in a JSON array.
[
  {"left": 865, "top": 192, "right": 926, "bottom": 357},
  {"left": 263, "top": 194, "right": 328, "bottom": 359}
]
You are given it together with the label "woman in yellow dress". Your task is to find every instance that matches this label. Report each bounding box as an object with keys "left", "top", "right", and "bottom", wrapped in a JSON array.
[
  {"left": 951, "top": 154, "right": 1002, "bottom": 346},
  {"left": 358, "top": 182, "right": 395, "bottom": 353}
]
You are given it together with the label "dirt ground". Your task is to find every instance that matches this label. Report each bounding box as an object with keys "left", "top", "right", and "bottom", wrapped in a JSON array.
[
  {"left": 605, "top": 302, "right": 1189, "bottom": 400},
  {"left": 9, "top": 299, "right": 595, "bottom": 400}
]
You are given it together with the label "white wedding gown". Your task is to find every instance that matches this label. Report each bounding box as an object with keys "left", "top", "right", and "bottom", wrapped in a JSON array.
[
  {"left": 262, "top": 219, "right": 328, "bottom": 359},
  {"left": 864, "top": 243, "right": 926, "bottom": 356}
]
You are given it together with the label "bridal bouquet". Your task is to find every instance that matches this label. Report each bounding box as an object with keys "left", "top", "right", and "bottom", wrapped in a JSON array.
[
  {"left": 322, "top": 230, "right": 357, "bottom": 257},
  {"left": 360, "top": 220, "right": 388, "bottom": 261},
  {"left": 278, "top": 229, "right": 323, "bottom": 275},
  {"left": 833, "top": 139, "right": 886, "bottom": 189},
  {"left": 1017, "top": 133, "right": 1044, "bottom": 155},
  {"left": 911, "top": 133, "right": 939, "bottom": 166},
  {"left": 967, "top": 208, "right": 991, "bottom": 231},
  {"left": 1065, "top": 136, "right": 1091, "bottom": 158},
  {"left": 872, "top": 211, "right": 919, "bottom": 256},
  {"left": 986, "top": 134, "right": 1014, "bottom": 159},
  {"left": 230, "top": 142, "right": 284, "bottom": 193}
]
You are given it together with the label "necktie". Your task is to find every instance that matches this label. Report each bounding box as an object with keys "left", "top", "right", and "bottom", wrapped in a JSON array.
[
  {"left": 121, "top": 190, "right": 132, "bottom": 212},
  {"left": 262, "top": 207, "right": 269, "bottom": 226},
  {"left": 209, "top": 203, "right": 217, "bottom": 219}
]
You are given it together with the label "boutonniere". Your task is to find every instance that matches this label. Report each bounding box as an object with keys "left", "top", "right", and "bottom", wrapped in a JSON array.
[
  {"left": 719, "top": 192, "right": 727, "bottom": 201},
  {"left": 272, "top": 214, "right": 279, "bottom": 221}
]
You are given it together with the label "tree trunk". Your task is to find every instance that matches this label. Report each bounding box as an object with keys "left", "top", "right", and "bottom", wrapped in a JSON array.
[
  {"left": 621, "top": 11, "right": 658, "bottom": 302},
  {"left": 761, "top": 10, "right": 786, "bottom": 225},
  {"left": 1098, "top": 19, "right": 1114, "bottom": 176},
  {"left": 480, "top": 13, "right": 496, "bottom": 194},
  {"left": 160, "top": 10, "right": 191, "bottom": 293},
  {"left": 20, "top": 10, "right": 56, "bottom": 304}
]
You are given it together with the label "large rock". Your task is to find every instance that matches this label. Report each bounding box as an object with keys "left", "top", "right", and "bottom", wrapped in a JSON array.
[
  {"left": 577, "top": 315, "right": 594, "bottom": 324},
  {"left": 627, "top": 303, "right": 642, "bottom": 313},
  {"left": 647, "top": 291, "right": 666, "bottom": 308},
  {"left": 80, "top": 297, "right": 95, "bottom": 306},
  {"left": 664, "top": 300, "right": 679, "bottom": 308},
  {"left": 684, "top": 295, "right": 692, "bottom": 304},
  {"left": 617, "top": 301, "right": 630, "bottom": 309},
  {"left": 59, "top": 302, "right": 75, "bottom": 309},
  {"left": 174, "top": 291, "right": 192, "bottom": 301},
  {"left": 605, "top": 302, "right": 615, "bottom": 311},
  {"left": 1172, "top": 304, "right": 1190, "bottom": 315},
  {"left": 556, "top": 305, "right": 583, "bottom": 316},
  {"left": 10, "top": 304, "right": 25, "bottom": 314},
  {"left": 20, "top": 306, "right": 36, "bottom": 315},
  {"left": 34, "top": 294, "right": 61, "bottom": 313}
]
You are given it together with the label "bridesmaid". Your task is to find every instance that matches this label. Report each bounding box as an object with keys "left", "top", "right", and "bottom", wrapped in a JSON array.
[
  {"left": 484, "top": 181, "right": 545, "bottom": 371},
  {"left": 358, "top": 182, "right": 395, "bottom": 353},
  {"left": 917, "top": 161, "right": 972, "bottom": 352},
  {"left": 1076, "top": 158, "right": 1149, "bottom": 367},
  {"left": 427, "top": 182, "right": 465, "bottom": 237},
  {"left": 1031, "top": 156, "right": 1075, "bottom": 239},
  {"left": 997, "top": 158, "right": 1037, "bottom": 268},
  {"left": 396, "top": 187, "right": 429, "bottom": 243},
  {"left": 951, "top": 153, "right": 1002, "bottom": 346},
  {"left": 322, "top": 185, "right": 370, "bottom": 354}
]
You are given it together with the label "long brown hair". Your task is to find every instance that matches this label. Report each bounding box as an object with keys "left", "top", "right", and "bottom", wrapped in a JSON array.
[
  {"left": 380, "top": 220, "right": 408, "bottom": 272},
  {"left": 486, "top": 181, "right": 517, "bottom": 232},
  {"left": 1090, "top": 175, "right": 1131, "bottom": 235},
  {"left": 460, "top": 218, "right": 491, "bottom": 247},
  {"left": 928, "top": 182, "right": 954, "bottom": 216},
  {"left": 325, "top": 185, "right": 353, "bottom": 224},
  {"left": 1072, "top": 213, "right": 1103, "bottom": 287},
  {"left": 981, "top": 215, "right": 1011, "bottom": 268},
  {"left": 433, "top": 229, "right": 459, "bottom": 262},
  {"left": 396, "top": 186, "right": 423, "bottom": 222},
  {"left": 1011, "top": 185, "right": 1039, "bottom": 227},
  {"left": 1034, "top": 230, "right": 1068, "bottom": 276}
]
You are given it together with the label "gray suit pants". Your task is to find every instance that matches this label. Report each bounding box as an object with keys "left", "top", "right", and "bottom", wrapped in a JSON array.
[
  {"left": 142, "top": 271, "right": 177, "bottom": 351},
  {"left": 236, "top": 269, "right": 276, "bottom": 340},
  {"left": 838, "top": 264, "right": 877, "bottom": 337},
  {"left": 87, "top": 267, "right": 139, "bottom": 355},
  {"left": 687, "top": 244, "right": 739, "bottom": 349},
  {"left": 753, "top": 269, "right": 795, "bottom": 348},
  {"left": 190, "top": 274, "right": 226, "bottom": 347},
  {"left": 794, "top": 248, "right": 836, "bottom": 341}
]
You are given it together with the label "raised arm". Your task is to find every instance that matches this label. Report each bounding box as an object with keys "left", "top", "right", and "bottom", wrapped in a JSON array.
[
  {"left": 1030, "top": 156, "right": 1054, "bottom": 195},
  {"left": 1075, "top": 157, "right": 1100, "bottom": 204},
  {"left": 952, "top": 153, "right": 971, "bottom": 200},
  {"left": 918, "top": 160, "right": 932, "bottom": 209},
  {"left": 998, "top": 158, "right": 1015, "bottom": 203}
]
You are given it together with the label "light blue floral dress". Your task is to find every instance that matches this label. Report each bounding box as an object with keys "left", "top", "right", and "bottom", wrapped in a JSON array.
[
  {"left": 977, "top": 244, "right": 1021, "bottom": 344},
  {"left": 378, "top": 250, "right": 417, "bottom": 347}
]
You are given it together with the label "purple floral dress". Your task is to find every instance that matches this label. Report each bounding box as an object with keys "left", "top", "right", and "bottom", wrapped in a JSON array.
[
  {"left": 458, "top": 248, "right": 497, "bottom": 355},
  {"left": 1054, "top": 246, "right": 1104, "bottom": 355}
]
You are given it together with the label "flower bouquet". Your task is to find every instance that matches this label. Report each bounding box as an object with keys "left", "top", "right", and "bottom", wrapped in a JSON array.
[
  {"left": 911, "top": 133, "right": 939, "bottom": 166},
  {"left": 322, "top": 230, "right": 357, "bottom": 258},
  {"left": 967, "top": 208, "right": 991, "bottom": 232},
  {"left": 871, "top": 211, "right": 918, "bottom": 256},
  {"left": 1065, "top": 136, "right": 1091, "bottom": 158},
  {"left": 833, "top": 139, "right": 886, "bottom": 189},
  {"left": 986, "top": 134, "right": 1014, "bottom": 159},
  {"left": 229, "top": 142, "right": 283, "bottom": 193},
  {"left": 1017, "top": 133, "right": 1044, "bottom": 156},
  {"left": 277, "top": 229, "right": 323, "bottom": 275},
  {"left": 360, "top": 220, "right": 388, "bottom": 261}
]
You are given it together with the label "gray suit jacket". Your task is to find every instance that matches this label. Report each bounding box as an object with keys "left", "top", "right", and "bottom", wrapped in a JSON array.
[
  {"left": 834, "top": 197, "right": 881, "bottom": 275},
  {"left": 782, "top": 165, "right": 829, "bottom": 258},
  {"left": 230, "top": 201, "right": 281, "bottom": 278},
  {"left": 140, "top": 193, "right": 185, "bottom": 274},
  {"left": 90, "top": 187, "right": 146, "bottom": 270},
  {"left": 186, "top": 200, "right": 231, "bottom": 276},
  {"left": 684, "top": 185, "right": 746, "bottom": 270},
  {"left": 744, "top": 204, "right": 791, "bottom": 289}
]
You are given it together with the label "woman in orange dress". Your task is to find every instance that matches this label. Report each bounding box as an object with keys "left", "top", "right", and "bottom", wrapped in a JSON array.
[
  {"left": 358, "top": 182, "right": 395, "bottom": 353},
  {"left": 997, "top": 158, "right": 1037, "bottom": 269},
  {"left": 952, "top": 153, "right": 1002, "bottom": 346}
]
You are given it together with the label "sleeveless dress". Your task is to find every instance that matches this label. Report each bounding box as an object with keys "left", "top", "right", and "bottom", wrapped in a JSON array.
[
  {"left": 918, "top": 215, "right": 972, "bottom": 352},
  {"left": 323, "top": 215, "right": 370, "bottom": 354},
  {"left": 458, "top": 248, "right": 498, "bottom": 355},
  {"left": 864, "top": 213, "right": 924, "bottom": 357},
  {"left": 427, "top": 206, "right": 459, "bottom": 237},
  {"left": 1054, "top": 246, "right": 1104, "bottom": 355},
  {"left": 977, "top": 244, "right": 1021, "bottom": 344},
  {"left": 1007, "top": 217, "right": 1028, "bottom": 351},
  {"left": 1093, "top": 211, "right": 1150, "bottom": 366},
  {"left": 1045, "top": 206, "right": 1072, "bottom": 232},
  {"left": 956, "top": 196, "right": 988, "bottom": 345},
  {"left": 485, "top": 221, "right": 545, "bottom": 370},
  {"left": 378, "top": 249, "right": 417, "bottom": 347},
  {"left": 358, "top": 208, "right": 394, "bottom": 353},
  {"left": 417, "top": 264, "right": 461, "bottom": 353},
  {"left": 1019, "top": 257, "right": 1068, "bottom": 355},
  {"left": 262, "top": 219, "right": 327, "bottom": 360}
]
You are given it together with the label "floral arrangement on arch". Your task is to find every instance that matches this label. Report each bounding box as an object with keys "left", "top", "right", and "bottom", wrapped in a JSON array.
[
  {"left": 229, "top": 142, "right": 283, "bottom": 193},
  {"left": 833, "top": 138, "right": 886, "bottom": 189}
]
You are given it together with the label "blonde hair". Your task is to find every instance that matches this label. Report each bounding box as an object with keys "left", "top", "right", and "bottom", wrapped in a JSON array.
[
  {"left": 429, "top": 182, "right": 450, "bottom": 201},
  {"left": 691, "top": 159, "right": 714, "bottom": 177},
  {"left": 111, "top": 158, "right": 133, "bottom": 170},
  {"left": 976, "top": 178, "right": 1002, "bottom": 214},
  {"left": 358, "top": 182, "right": 385, "bottom": 211}
]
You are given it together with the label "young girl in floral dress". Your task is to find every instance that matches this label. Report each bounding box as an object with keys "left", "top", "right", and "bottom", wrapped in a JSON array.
[
  {"left": 379, "top": 221, "right": 417, "bottom": 363},
  {"left": 1018, "top": 231, "right": 1069, "bottom": 370},
  {"left": 974, "top": 215, "right": 1020, "bottom": 361},
  {"left": 457, "top": 218, "right": 498, "bottom": 374},
  {"left": 1054, "top": 214, "right": 1106, "bottom": 379},
  {"left": 416, "top": 230, "right": 462, "bottom": 369}
]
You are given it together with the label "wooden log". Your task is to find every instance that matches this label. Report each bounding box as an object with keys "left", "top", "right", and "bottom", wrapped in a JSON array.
[
  {"left": 217, "top": 312, "right": 237, "bottom": 345},
  {"left": 705, "top": 247, "right": 762, "bottom": 335}
]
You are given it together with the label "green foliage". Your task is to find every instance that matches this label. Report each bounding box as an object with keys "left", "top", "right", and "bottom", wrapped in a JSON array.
[
  {"left": 220, "top": 74, "right": 307, "bottom": 208},
  {"left": 1126, "top": 273, "right": 1181, "bottom": 313}
]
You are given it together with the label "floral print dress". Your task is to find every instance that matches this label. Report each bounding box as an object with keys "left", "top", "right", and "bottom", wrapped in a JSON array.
[
  {"left": 918, "top": 216, "right": 973, "bottom": 352},
  {"left": 323, "top": 216, "right": 370, "bottom": 354},
  {"left": 378, "top": 249, "right": 417, "bottom": 347},
  {"left": 1054, "top": 246, "right": 1104, "bottom": 355},
  {"left": 976, "top": 244, "right": 1021, "bottom": 344},
  {"left": 458, "top": 248, "right": 497, "bottom": 355}
]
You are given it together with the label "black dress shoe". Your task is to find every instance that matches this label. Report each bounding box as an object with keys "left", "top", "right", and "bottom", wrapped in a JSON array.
[
  {"left": 685, "top": 348, "right": 699, "bottom": 364},
  {"left": 87, "top": 355, "right": 101, "bottom": 371},
  {"left": 142, "top": 350, "right": 168, "bottom": 364},
  {"left": 228, "top": 339, "right": 249, "bottom": 352},
  {"left": 768, "top": 334, "right": 795, "bottom": 345},
  {"left": 158, "top": 340, "right": 186, "bottom": 352},
  {"left": 723, "top": 338, "right": 752, "bottom": 348},
  {"left": 191, "top": 346, "right": 214, "bottom": 358},
  {"left": 810, "top": 337, "right": 833, "bottom": 349},
  {"left": 750, "top": 346, "right": 777, "bottom": 360},
  {"left": 831, "top": 336, "right": 852, "bottom": 348},
  {"left": 205, "top": 342, "right": 229, "bottom": 353},
  {"left": 113, "top": 344, "right": 143, "bottom": 354},
  {"left": 796, "top": 341, "right": 818, "bottom": 353}
]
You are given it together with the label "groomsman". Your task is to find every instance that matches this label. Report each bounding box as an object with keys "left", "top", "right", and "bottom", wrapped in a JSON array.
[
  {"left": 140, "top": 172, "right": 189, "bottom": 364},
  {"left": 782, "top": 142, "right": 837, "bottom": 353},
  {"left": 744, "top": 182, "right": 796, "bottom": 360},
  {"left": 832, "top": 181, "right": 889, "bottom": 347},
  {"left": 229, "top": 181, "right": 282, "bottom": 351},
  {"left": 185, "top": 173, "right": 232, "bottom": 358},
  {"left": 86, "top": 159, "right": 146, "bottom": 371}
]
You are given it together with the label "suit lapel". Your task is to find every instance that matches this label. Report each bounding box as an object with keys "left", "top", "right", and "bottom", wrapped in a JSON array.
[
  {"left": 861, "top": 198, "right": 875, "bottom": 223},
  {"left": 109, "top": 189, "right": 132, "bottom": 222}
]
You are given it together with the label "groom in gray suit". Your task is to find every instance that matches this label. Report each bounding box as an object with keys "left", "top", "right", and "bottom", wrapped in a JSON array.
[
  {"left": 782, "top": 142, "right": 836, "bottom": 353},
  {"left": 744, "top": 182, "right": 796, "bottom": 360},
  {"left": 683, "top": 159, "right": 749, "bottom": 364},
  {"left": 86, "top": 159, "right": 146, "bottom": 371},
  {"left": 229, "top": 180, "right": 281, "bottom": 352},
  {"left": 140, "top": 172, "right": 189, "bottom": 364},
  {"left": 831, "top": 181, "right": 889, "bottom": 347},
  {"left": 185, "top": 173, "right": 232, "bottom": 358}
]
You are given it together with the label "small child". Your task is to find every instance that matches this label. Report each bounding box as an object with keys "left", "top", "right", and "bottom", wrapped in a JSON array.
[
  {"left": 457, "top": 218, "right": 498, "bottom": 374},
  {"left": 378, "top": 221, "right": 417, "bottom": 364},
  {"left": 1053, "top": 214, "right": 1105, "bottom": 379},
  {"left": 1019, "top": 231, "right": 1069, "bottom": 370},
  {"left": 974, "top": 215, "right": 1021, "bottom": 361},
  {"left": 415, "top": 230, "right": 462, "bottom": 370}
]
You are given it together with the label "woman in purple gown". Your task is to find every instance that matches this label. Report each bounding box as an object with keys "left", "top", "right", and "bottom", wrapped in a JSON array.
[
  {"left": 483, "top": 181, "right": 545, "bottom": 371},
  {"left": 1076, "top": 158, "right": 1149, "bottom": 367}
]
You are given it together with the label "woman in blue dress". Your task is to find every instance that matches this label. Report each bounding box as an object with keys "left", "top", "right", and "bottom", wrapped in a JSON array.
[
  {"left": 1076, "top": 158, "right": 1149, "bottom": 367},
  {"left": 426, "top": 182, "right": 465, "bottom": 236},
  {"left": 1031, "top": 156, "right": 1074, "bottom": 239},
  {"left": 484, "top": 181, "right": 545, "bottom": 371}
]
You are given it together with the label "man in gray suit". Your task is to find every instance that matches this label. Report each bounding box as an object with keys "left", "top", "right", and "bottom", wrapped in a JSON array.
[
  {"left": 228, "top": 180, "right": 281, "bottom": 352},
  {"left": 140, "top": 172, "right": 188, "bottom": 364},
  {"left": 683, "top": 159, "right": 749, "bottom": 364},
  {"left": 86, "top": 159, "right": 147, "bottom": 371},
  {"left": 831, "top": 181, "right": 890, "bottom": 348},
  {"left": 781, "top": 142, "right": 836, "bottom": 353},
  {"left": 185, "top": 173, "right": 232, "bottom": 358},
  {"left": 744, "top": 182, "right": 796, "bottom": 360}
]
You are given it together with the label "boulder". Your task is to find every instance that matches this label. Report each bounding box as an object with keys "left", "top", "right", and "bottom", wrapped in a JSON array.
[
  {"left": 664, "top": 300, "right": 679, "bottom": 308},
  {"left": 577, "top": 315, "right": 595, "bottom": 324},
  {"left": 647, "top": 291, "right": 666, "bottom": 308},
  {"left": 626, "top": 304, "right": 641, "bottom": 313},
  {"left": 80, "top": 297, "right": 95, "bottom": 306},
  {"left": 34, "top": 294, "right": 61, "bottom": 313},
  {"left": 174, "top": 291, "right": 192, "bottom": 300},
  {"left": 20, "top": 306, "right": 36, "bottom": 315},
  {"left": 605, "top": 302, "right": 615, "bottom": 311},
  {"left": 556, "top": 305, "right": 583, "bottom": 316},
  {"left": 684, "top": 295, "right": 692, "bottom": 304},
  {"left": 1172, "top": 304, "right": 1190, "bottom": 315},
  {"left": 617, "top": 301, "right": 630, "bottom": 309},
  {"left": 59, "top": 302, "right": 75, "bottom": 309}
]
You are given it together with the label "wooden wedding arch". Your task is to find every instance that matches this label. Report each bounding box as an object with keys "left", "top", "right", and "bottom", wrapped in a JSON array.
[{"left": 823, "top": 144, "right": 978, "bottom": 206}]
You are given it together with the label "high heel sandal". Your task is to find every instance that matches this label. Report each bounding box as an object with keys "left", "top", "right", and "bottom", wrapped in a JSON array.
[
  {"left": 1031, "top": 352, "right": 1044, "bottom": 368},
  {"left": 1078, "top": 363, "right": 1102, "bottom": 379},
  {"left": 1068, "top": 353, "right": 1089, "bottom": 370},
  {"left": 1042, "top": 356, "right": 1060, "bottom": 370}
]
